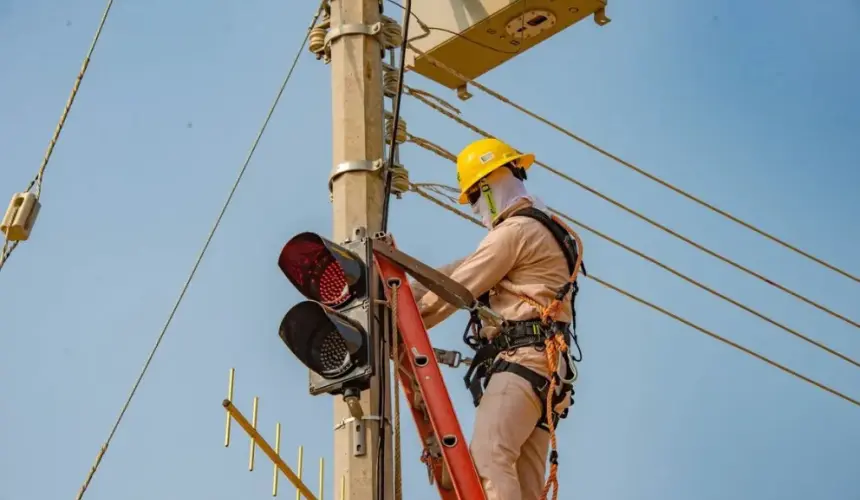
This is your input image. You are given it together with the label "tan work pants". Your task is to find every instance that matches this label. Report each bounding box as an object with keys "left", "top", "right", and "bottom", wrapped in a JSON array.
[{"left": 470, "top": 342, "right": 574, "bottom": 500}]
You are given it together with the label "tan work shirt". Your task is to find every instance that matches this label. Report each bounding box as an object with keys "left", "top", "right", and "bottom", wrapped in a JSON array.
[{"left": 416, "top": 199, "right": 573, "bottom": 377}]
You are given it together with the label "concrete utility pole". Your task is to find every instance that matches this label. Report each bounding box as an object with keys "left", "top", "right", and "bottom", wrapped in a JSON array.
[{"left": 328, "top": 0, "right": 392, "bottom": 496}]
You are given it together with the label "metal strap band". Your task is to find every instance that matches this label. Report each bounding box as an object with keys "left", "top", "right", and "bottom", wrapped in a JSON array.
[{"left": 329, "top": 159, "right": 384, "bottom": 191}]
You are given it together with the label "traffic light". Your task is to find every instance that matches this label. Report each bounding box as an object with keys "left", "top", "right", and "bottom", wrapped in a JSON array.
[{"left": 277, "top": 231, "right": 378, "bottom": 396}]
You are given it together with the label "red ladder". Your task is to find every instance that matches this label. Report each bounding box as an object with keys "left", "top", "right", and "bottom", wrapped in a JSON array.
[{"left": 375, "top": 252, "right": 486, "bottom": 500}]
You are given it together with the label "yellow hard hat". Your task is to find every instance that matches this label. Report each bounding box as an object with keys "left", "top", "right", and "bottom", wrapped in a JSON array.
[{"left": 455, "top": 138, "right": 534, "bottom": 204}]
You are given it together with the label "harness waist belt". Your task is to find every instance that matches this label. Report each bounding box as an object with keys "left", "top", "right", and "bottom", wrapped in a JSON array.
[{"left": 491, "top": 320, "right": 570, "bottom": 350}]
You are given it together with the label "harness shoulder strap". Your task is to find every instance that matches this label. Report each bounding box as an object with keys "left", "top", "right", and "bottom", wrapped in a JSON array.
[{"left": 509, "top": 207, "right": 579, "bottom": 277}]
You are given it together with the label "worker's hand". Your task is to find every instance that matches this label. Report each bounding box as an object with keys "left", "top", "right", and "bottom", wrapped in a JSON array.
[
  {"left": 410, "top": 278, "right": 430, "bottom": 303},
  {"left": 479, "top": 325, "right": 499, "bottom": 341},
  {"left": 410, "top": 257, "right": 465, "bottom": 304}
]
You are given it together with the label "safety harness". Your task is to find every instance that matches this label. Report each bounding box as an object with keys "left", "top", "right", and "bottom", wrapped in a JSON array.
[{"left": 461, "top": 205, "right": 585, "bottom": 499}]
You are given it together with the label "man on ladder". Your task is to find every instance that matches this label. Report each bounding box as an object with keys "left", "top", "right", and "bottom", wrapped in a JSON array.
[{"left": 413, "top": 138, "right": 585, "bottom": 500}]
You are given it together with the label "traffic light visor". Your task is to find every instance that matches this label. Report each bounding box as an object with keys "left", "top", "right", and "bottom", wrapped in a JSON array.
[
  {"left": 279, "top": 300, "right": 368, "bottom": 379},
  {"left": 278, "top": 232, "right": 367, "bottom": 308}
]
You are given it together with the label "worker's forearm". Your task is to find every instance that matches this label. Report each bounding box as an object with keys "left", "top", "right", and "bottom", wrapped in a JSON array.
[
  {"left": 410, "top": 257, "right": 466, "bottom": 302},
  {"left": 417, "top": 223, "right": 521, "bottom": 329}
]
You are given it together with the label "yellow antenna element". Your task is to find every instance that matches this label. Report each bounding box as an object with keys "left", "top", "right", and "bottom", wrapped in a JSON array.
[
  {"left": 225, "top": 368, "right": 235, "bottom": 447},
  {"left": 221, "top": 369, "right": 319, "bottom": 500},
  {"left": 249, "top": 396, "right": 259, "bottom": 471},
  {"left": 295, "top": 446, "right": 304, "bottom": 500},
  {"left": 273, "top": 423, "right": 282, "bottom": 496},
  {"left": 318, "top": 458, "right": 325, "bottom": 500},
  {"left": 340, "top": 475, "right": 346, "bottom": 500}
]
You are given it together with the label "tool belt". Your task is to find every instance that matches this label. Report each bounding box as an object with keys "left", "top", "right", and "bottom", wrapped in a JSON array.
[{"left": 463, "top": 319, "right": 576, "bottom": 431}]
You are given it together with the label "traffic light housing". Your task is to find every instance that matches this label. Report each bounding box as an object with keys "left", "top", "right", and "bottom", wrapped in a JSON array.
[{"left": 277, "top": 231, "right": 378, "bottom": 396}]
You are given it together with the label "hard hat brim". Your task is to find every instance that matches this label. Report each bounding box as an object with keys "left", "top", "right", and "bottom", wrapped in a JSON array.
[{"left": 457, "top": 152, "right": 535, "bottom": 204}]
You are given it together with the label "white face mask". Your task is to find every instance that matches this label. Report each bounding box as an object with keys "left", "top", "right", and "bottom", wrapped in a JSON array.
[
  {"left": 470, "top": 181, "right": 497, "bottom": 229},
  {"left": 469, "top": 168, "right": 545, "bottom": 229}
]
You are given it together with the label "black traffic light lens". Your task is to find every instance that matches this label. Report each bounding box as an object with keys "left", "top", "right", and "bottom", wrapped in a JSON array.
[
  {"left": 279, "top": 301, "right": 368, "bottom": 379},
  {"left": 278, "top": 232, "right": 367, "bottom": 308}
]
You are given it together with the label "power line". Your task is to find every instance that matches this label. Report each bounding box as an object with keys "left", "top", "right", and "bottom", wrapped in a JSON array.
[
  {"left": 381, "top": 0, "right": 413, "bottom": 232},
  {"left": 405, "top": 88, "right": 860, "bottom": 331},
  {"left": 409, "top": 184, "right": 860, "bottom": 408},
  {"left": 72, "top": 4, "right": 327, "bottom": 498},
  {"left": 404, "top": 44, "right": 860, "bottom": 285},
  {"left": 0, "top": 241, "right": 19, "bottom": 273},
  {"left": 0, "top": 0, "right": 116, "bottom": 274},
  {"left": 416, "top": 180, "right": 859, "bottom": 370}
]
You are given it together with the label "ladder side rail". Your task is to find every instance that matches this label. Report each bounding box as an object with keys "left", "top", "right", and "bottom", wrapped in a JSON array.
[
  {"left": 375, "top": 254, "right": 486, "bottom": 500},
  {"left": 394, "top": 341, "right": 460, "bottom": 500}
]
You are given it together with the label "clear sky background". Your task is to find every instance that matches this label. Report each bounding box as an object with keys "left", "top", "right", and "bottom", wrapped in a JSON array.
[{"left": 1, "top": 0, "right": 859, "bottom": 499}]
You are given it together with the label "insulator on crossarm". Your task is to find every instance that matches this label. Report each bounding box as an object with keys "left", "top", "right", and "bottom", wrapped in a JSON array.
[
  {"left": 380, "top": 16, "right": 404, "bottom": 50},
  {"left": 388, "top": 162, "right": 409, "bottom": 199},
  {"left": 309, "top": 12, "right": 331, "bottom": 62},
  {"left": 383, "top": 63, "right": 399, "bottom": 99},
  {"left": 384, "top": 111, "right": 407, "bottom": 145}
]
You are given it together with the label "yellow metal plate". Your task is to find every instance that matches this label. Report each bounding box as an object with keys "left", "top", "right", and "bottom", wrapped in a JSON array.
[{"left": 410, "top": 0, "right": 608, "bottom": 89}]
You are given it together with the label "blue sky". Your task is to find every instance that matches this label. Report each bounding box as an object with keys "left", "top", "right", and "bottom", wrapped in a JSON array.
[{"left": 1, "top": 0, "right": 859, "bottom": 499}]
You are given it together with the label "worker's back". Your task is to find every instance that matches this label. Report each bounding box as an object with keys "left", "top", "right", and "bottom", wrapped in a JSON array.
[
  {"left": 484, "top": 200, "right": 573, "bottom": 328},
  {"left": 459, "top": 199, "right": 573, "bottom": 382}
]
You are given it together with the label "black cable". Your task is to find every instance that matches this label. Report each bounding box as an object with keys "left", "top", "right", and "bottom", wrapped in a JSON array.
[
  {"left": 380, "top": 0, "right": 412, "bottom": 233},
  {"left": 374, "top": 292, "right": 388, "bottom": 500}
]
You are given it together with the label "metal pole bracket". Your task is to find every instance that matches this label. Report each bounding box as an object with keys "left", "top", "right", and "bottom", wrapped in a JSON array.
[
  {"left": 333, "top": 415, "right": 388, "bottom": 457},
  {"left": 324, "top": 22, "right": 384, "bottom": 52},
  {"left": 329, "top": 159, "right": 384, "bottom": 192}
]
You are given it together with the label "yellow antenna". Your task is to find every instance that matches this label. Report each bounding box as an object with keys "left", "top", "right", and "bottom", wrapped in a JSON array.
[
  {"left": 273, "top": 423, "right": 282, "bottom": 496},
  {"left": 318, "top": 458, "right": 325, "bottom": 500},
  {"left": 295, "top": 446, "right": 304, "bottom": 500},
  {"left": 222, "top": 368, "right": 324, "bottom": 499},
  {"left": 250, "top": 396, "right": 259, "bottom": 471},
  {"left": 225, "top": 368, "right": 235, "bottom": 447}
]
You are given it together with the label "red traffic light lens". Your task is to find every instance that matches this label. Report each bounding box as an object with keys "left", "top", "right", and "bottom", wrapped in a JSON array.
[
  {"left": 278, "top": 232, "right": 366, "bottom": 308},
  {"left": 279, "top": 301, "right": 368, "bottom": 379}
]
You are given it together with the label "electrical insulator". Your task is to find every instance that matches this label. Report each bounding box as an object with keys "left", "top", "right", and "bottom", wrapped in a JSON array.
[{"left": 1, "top": 192, "right": 41, "bottom": 242}]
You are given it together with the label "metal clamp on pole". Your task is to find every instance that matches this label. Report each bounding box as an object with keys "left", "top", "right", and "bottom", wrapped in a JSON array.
[
  {"left": 323, "top": 21, "right": 383, "bottom": 52},
  {"left": 329, "top": 159, "right": 384, "bottom": 192},
  {"left": 333, "top": 415, "right": 387, "bottom": 457}
]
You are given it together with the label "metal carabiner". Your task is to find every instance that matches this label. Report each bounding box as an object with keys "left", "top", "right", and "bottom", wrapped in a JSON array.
[
  {"left": 554, "top": 350, "right": 578, "bottom": 396},
  {"left": 433, "top": 347, "right": 472, "bottom": 369}
]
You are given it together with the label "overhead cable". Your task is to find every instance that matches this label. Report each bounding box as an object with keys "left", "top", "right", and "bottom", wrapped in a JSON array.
[
  {"left": 404, "top": 44, "right": 860, "bottom": 285},
  {"left": 409, "top": 184, "right": 860, "bottom": 408},
  {"left": 0, "top": 0, "right": 116, "bottom": 275},
  {"left": 381, "top": 0, "right": 412, "bottom": 232},
  {"left": 416, "top": 180, "right": 858, "bottom": 370},
  {"left": 405, "top": 88, "right": 860, "bottom": 331},
  {"left": 72, "top": 3, "right": 328, "bottom": 498}
]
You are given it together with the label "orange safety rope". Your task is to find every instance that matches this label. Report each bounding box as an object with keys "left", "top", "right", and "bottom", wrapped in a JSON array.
[{"left": 500, "top": 214, "right": 584, "bottom": 500}]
